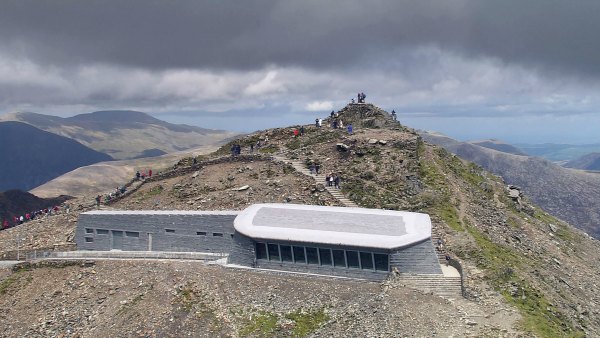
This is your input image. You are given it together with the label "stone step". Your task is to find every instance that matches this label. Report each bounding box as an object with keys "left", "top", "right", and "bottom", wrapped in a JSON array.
[
  {"left": 273, "top": 154, "right": 359, "bottom": 207},
  {"left": 395, "top": 275, "right": 463, "bottom": 298}
]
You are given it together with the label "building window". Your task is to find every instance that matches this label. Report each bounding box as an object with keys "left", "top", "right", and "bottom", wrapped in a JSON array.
[
  {"left": 85, "top": 237, "right": 94, "bottom": 243},
  {"left": 197, "top": 231, "right": 207, "bottom": 236},
  {"left": 346, "top": 251, "right": 360, "bottom": 268},
  {"left": 280, "top": 245, "right": 293, "bottom": 262},
  {"left": 165, "top": 229, "right": 175, "bottom": 233},
  {"left": 267, "top": 243, "right": 280, "bottom": 261},
  {"left": 213, "top": 233, "right": 223, "bottom": 237},
  {"left": 96, "top": 229, "right": 109, "bottom": 235},
  {"left": 332, "top": 250, "right": 346, "bottom": 267},
  {"left": 85, "top": 228, "right": 93, "bottom": 234},
  {"left": 374, "top": 254, "right": 389, "bottom": 271},
  {"left": 360, "top": 252, "right": 374, "bottom": 270},
  {"left": 293, "top": 246, "right": 306, "bottom": 263},
  {"left": 125, "top": 231, "right": 139, "bottom": 238},
  {"left": 319, "top": 248, "right": 332, "bottom": 266},
  {"left": 256, "top": 242, "right": 267, "bottom": 260},
  {"left": 306, "top": 247, "right": 319, "bottom": 264}
]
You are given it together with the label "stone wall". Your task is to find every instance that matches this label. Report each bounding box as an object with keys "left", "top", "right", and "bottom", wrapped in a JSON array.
[
  {"left": 390, "top": 239, "right": 442, "bottom": 274},
  {"left": 76, "top": 213, "right": 238, "bottom": 252}
]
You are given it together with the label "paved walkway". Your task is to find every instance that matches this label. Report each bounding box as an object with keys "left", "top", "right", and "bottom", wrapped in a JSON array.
[
  {"left": 441, "top": 264, "right": 461, "bottom": 277},
  {"left": 34, "top": 250, "right": 226, "bottom": 261},
  {"left": 0, "top": 261, "right": 21, "bottom": 268}
]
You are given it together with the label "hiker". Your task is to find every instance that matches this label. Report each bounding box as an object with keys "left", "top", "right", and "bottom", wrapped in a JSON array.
[
  {"left": 293, "top": 128, "right": 299, "bottom": 137},
  {"left": 309, "top": 163, "right": 316, "bottom": 175},
  {"left": 136, "top": 171, "right": 141, "bottom": 180},
  {"left": 339, "top": 120, "right": 344, "bottom": 129},
  {"left": 300, "top": 126, "right": 304, "bottom": 136},
  {"left": 250, "top": 143, "right": 254, "bottom": 153},
  {"left": 334, "top": 175, "right": 341, "bottom": 189},
  {"left": 315, "top": 163, "right": 320, "bottom": 175},
  {"left": 193, "top": 157, "right": 198, "bottom": 165},
  {"left": 437, "top": 238, "right": 444, "bottom": 252},
  {"left": 315, "top": 118, "right": 319, "bottom": 127},
  {"left": 318, "top": 118, "right": 322, "bottom": 128},
  {"left": 149, "top": 169, "right": 152, "bottom": 177},
  {"left": 2, "top": 220, "right": 8, "bottom": 230},
  {"left": 325, "top": 174, "right": 330, "bottom": 185},
  {"left": 330, "top": 110, "right": 334, "bottom": 118},
  {"left": 332, "top": 120, "right": 338, "bottom": 129},
  {"left": 391, "top": 110, "right": 397, "bottom": 120},
  {"left": 95, "top": 195, "right": 101, "bottom": 207},
  {"left": 445, "top": 253, "right": 451, "bottom": 266},
  {"left": 347, "top": 124, "right": 353, "bottom": 134},
  {"left": 351, "top": 98, "right": 355, "bottom": 104}
]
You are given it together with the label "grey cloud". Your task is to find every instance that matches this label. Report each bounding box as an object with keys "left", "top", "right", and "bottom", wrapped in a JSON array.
[{"left": 1, "top": 1, "right": 600, "bottom": 77}]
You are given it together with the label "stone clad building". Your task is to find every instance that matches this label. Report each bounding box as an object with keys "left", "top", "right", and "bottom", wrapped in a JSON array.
[
  {"left": 76, "top": 210, "right": 238, "bottom": 253},
  {"left": 76, "top": 204, "right": 441, "bottom": 280}
]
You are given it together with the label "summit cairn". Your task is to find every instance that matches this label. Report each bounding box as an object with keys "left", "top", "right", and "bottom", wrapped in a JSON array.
[{"left": 328, "top": 103, "right": 401, "bottom": 130}]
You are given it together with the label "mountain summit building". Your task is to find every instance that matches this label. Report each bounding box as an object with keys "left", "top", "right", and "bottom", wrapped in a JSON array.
[{"left": 76, "top": 203, "right": 442, "bottom": 280}]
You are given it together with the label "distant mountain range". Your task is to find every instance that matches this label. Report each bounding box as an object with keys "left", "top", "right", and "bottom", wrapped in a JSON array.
[
  {"left": 515, "top": 142, "right": 600, "bottom": 162},
  {"left": 0, "top": 121, "right": 113, "bottom": 192},
  {"left": 469, "top": 139, "right": 527, "bottom": 156},
  {"left": 420, "top": 132, "right": 600, "bottom": 237},
  {"left": 564, "top": 152, "right": 600, "bottom": 171},
  {"left": 0, "top": 110, "right": 238, "bottom": 160}
]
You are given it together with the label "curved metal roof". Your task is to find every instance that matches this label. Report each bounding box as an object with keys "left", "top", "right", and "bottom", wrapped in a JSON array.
[{"left": 234, "top": 203, "right": 431, "bottom": 249}]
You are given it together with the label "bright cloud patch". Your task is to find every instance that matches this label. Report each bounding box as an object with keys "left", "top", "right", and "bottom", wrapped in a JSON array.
[{"left": 305, "top": 101, "right": 334, "bottom": 112}]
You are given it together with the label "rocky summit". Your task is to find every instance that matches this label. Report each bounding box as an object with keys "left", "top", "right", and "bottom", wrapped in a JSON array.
[{"left": 1, "top": 103, "right": 600, "bottom": 337}]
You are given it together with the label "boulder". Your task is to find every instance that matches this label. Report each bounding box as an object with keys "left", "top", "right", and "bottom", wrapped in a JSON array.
[{"left": 336, "top": 143, "right": 350, "bottom": 152}]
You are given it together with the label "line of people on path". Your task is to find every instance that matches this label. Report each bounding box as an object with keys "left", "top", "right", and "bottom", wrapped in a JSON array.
[
  {"left": 1, "top": 203, "right": 69, "bottom": 231},
  {"left": 136, "top": 169, "right": 153, "bottom": 181}
]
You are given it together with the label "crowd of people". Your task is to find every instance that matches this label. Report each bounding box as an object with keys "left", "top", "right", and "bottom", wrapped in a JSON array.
[{"left": 1, "top": 203, "right": 69, "bottom": 231}]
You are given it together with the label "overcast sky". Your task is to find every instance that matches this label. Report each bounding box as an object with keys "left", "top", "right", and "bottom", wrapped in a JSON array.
[{"left": 1, "top": 0, "right": 599, "bottom": 144}]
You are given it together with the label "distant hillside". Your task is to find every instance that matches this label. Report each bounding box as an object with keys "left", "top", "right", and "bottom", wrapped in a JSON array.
[
  {"left": 0, "top": 190, "right": 71, "bottom": 225},
  {"left": 0, "top": 122, "right": 113, "bottom": 191},
  {"left": 564, "top": 152, "right": 600, "bottom": 171},
  {"left": 1, "top": 110, "right": 238, "bottom": 160},
  {"left": 30, "top": 144, "right": 219, "bottom": 198},
  {"left": 469, "top": 139, "right": 527, "bottom": 156},
  {"left": 515, "top": 142, "right": 600, "bottom": 162},
  {"left": 421, "top": 131, "right": 600, "bottom": 237}
]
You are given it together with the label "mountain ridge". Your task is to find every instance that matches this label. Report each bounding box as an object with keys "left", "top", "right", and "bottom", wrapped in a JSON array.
[
  {"left": 0, "top": 110, "right": 238, "bottom": 160},
  {"left": 0, "top": 121, "right": 113, "bottom": 192},
  {"left": 420, "top": 130, "right": 600, "bottom": 238}
]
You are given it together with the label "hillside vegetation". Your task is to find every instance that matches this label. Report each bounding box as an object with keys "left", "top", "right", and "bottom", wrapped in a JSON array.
[
  {"left": 1, "top": 104, "right": 599, "bottom": 337},
  {"left": 421, "top": 131, "right": 600, "bottom": 238}
]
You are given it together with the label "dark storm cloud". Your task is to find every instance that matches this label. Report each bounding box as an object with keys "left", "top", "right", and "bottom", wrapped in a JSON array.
[{"left": 1, "top": 0, "right": 599, "bottom": 76}]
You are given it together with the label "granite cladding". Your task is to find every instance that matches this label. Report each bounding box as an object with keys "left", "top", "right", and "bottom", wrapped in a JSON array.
[{"left": 76, "top": 213, "right": 237, "bottom": 253}]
